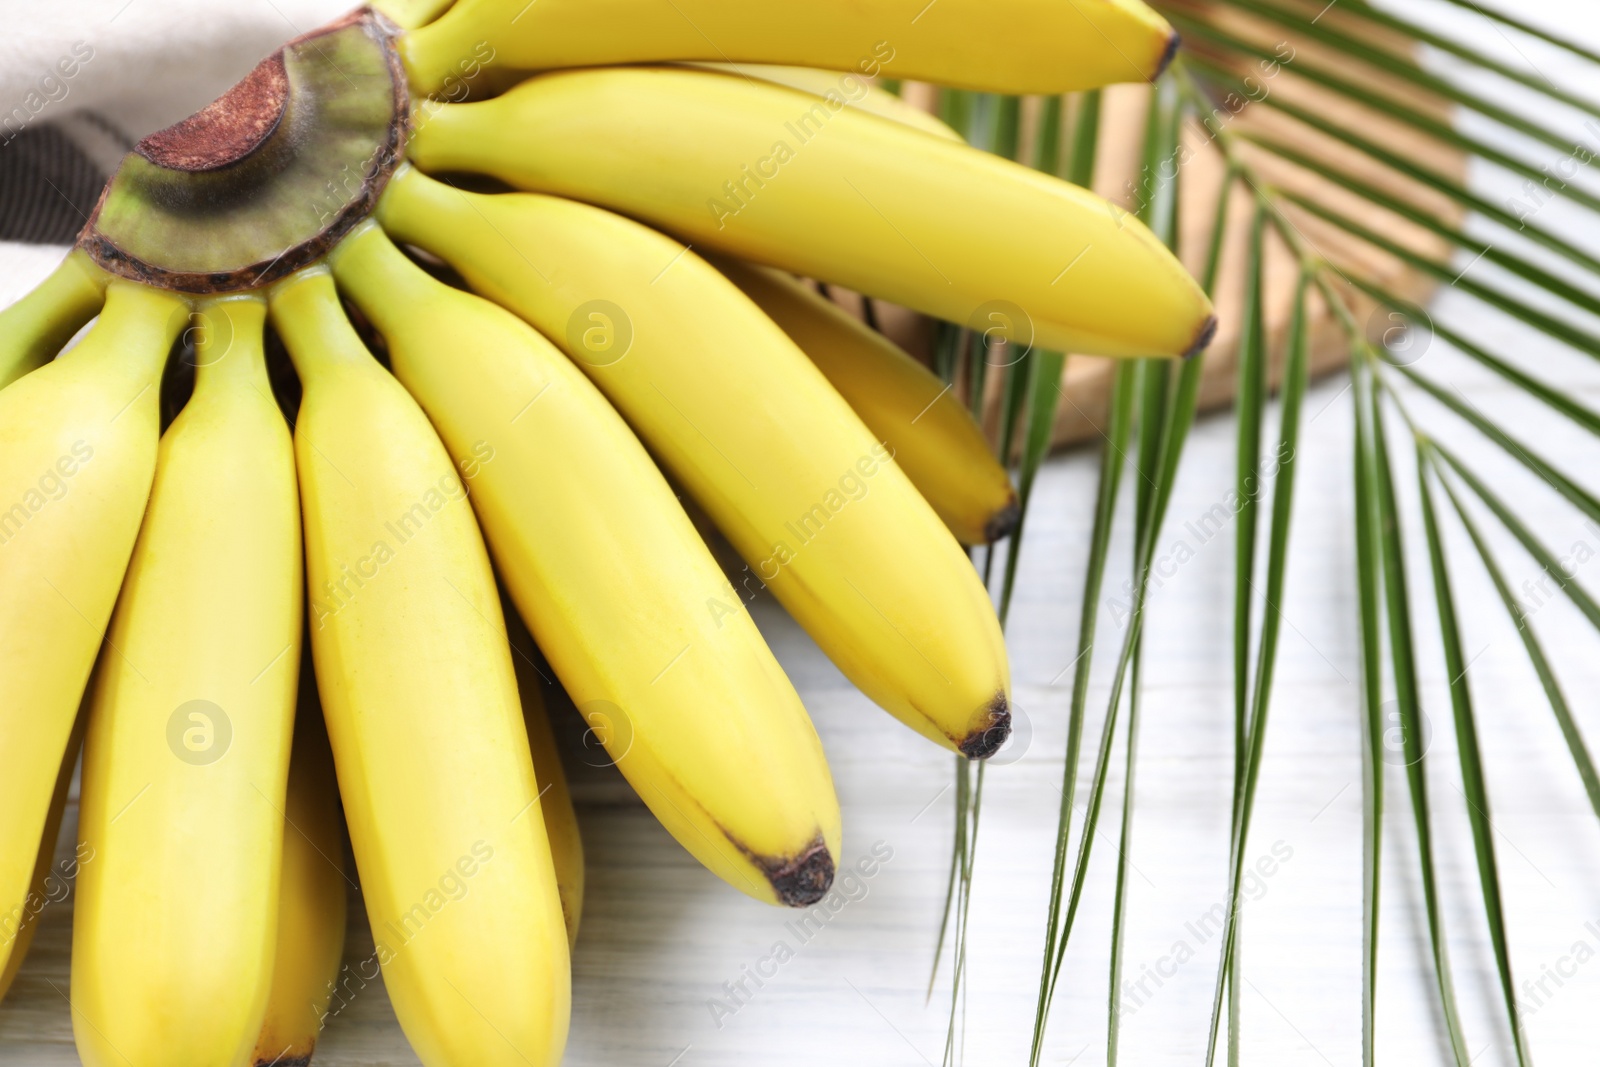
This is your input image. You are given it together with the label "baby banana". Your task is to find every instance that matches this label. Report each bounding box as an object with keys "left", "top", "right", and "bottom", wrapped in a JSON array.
[
  {"left": 271, "top": 267, "right": 569, "bottom": 1067},
  {"left": 325, "top": 222, "right": 842, "bottom": 906},
  {"left": 507, "top": 607, "right": 585, "bottom": 948},
  {"left": 375, "top": 171, "right": 1012, "bottom": 756},
  {"left": 0, "top": 710, "right": 83, "bottom": 1003},
  {"left": 72, "top": 295, "right": 302, "bottom": 1067},
  {"left": 673, "top": 63, "right": 963, "bottom": 142},
  {"left": 407, "top": 65, "right": 1215, "bottom": 360},
  {"left": 401, "top": 0, "right": 1177, "bottom": 96},
  {"left": 712, "top": 256, "right": 1019, "bottom": 545},
  {"left": 0, "top": 250, "right": 108, "bottom": 390},
  {"left": 0, "top": 281, "right": 185, "bottom": 990},
  {"left": 251, "top": 667, "right": 347, "bottom": 1067}
]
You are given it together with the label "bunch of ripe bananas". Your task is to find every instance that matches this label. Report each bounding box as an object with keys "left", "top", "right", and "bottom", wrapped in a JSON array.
[{"left": 0, "top": 0, "right": 1213, "bottom": 1063}]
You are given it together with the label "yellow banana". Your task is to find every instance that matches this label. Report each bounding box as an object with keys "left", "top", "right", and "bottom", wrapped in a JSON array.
[
  {"left": 401, "top": 0, "right": 1177, "bottom": 97},
  {"left": 371, "top": 0, "right": 455, "bottom": 31},
  {"left": 374, "top": 170, "right": 1011, "bottom": 756},
  {"left": 711, "top": 257, "right": 1017, "bottom": 545},
  {"left": 0, "top": 281, "right": 185, "bottom": 990},
  {"left": 252, "top": 668, "right": 347, "bottom": 1067},
  {"left": 324, "top": 222, "right": 841, "bottom": 905},
  {"left": 407, "top": 65, "right": 1215, "bottom": 360},
  {"left": 675, "top": 63, "right": 962, "bottom": 142},
  {"left": 269, "top": 267, "right": 569, "bottom": 1067},
  {"left": 72, "top": 295, "right": 302, "bottom": 1067},
  {"left": 0, "top": 709, "right": 84, "bottom": 1003},
  {"left": 506, "top": 607, "right": 584, "bottom": 948},
  {"left": 0, "top": 249, "right": 109, "bottom": 390}
]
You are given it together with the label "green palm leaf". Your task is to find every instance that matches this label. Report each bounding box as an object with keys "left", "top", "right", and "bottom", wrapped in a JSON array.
[{"left": 939, "top": 0, "right": 1600, "bottom": 1061}]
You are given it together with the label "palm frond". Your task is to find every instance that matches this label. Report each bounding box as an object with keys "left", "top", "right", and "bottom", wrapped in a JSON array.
[
  {"left": 1169, "top": 9, "right": 1584, "bottom": 159},
  {"left": 1349, "top": 277, "right": 1600, "bottom": 431},
  {"left": 1205, "top": 258, "right": 1310, "bottom": 1067},
  {"left": 1431, "top": 442, "right": 1600, "bottom": 634},
  {"left": 1417, "top": 0, "right": 1600, "bottom": 66},
  {"left": 1416, "top": 443, "right": 1533, "bottom": 1067},
  {"left": 1434, "top": 459, "right": 1600, "bottom": 821},
  {"left": 1108, "top": 81, "right": 1183, "bottom": 1067},
  {"left": 1394, "top": 365, "right": 1600, "bottom": 523},
  {"left": 1033, "top": 77, "right": 1216, "bottom": 1063},
  {"left": 1370, "top": 379, "right": 1473, "bottom": 1066},
  {"left": 933, "top": 80, "right": 1084, "bottom": 1066},
  {"left": 939, "top": 1, "right": 1600, "bottom": 1060},
  {"left": 1253, "top": 0, "right": 1599, "bottom": 116},
  {"left": 1351, "top": 343, "right": 1385, "bottom": 1067},
  {"left": 1029, "top": 358, "right": 1136, "bottom": 1067}
]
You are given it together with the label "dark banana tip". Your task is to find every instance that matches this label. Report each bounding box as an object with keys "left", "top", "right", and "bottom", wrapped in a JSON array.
[
  {"left": 979, "top": 492, "right": 1017, "bottom": 543},
  {"left": 1185, "top": 314, "right": 1219, "bottom": 359},
  {"left": 764, "top": 838, "right": 835, "bottom": 907},
  {"left": 983, "top": 496, "right": 1022, "bottom": 544},
  {"left": 958, "top": 693, "right": 1012, "bottom": 760},
  {"left": 1155, "top": 32, "right": 1184, "bottom": 81}
]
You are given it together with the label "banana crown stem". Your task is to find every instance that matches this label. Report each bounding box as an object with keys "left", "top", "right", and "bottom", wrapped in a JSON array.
[
  {"left": 404, "top": 95, "right": 476, "bottom": 173},
  {"left": 267, "top": 268, "right": 379, "bottom": 382},
  {"left": 78, "top": 10, "right": 407, "bottom": 293},
  {"left": 326, "top": 222, "right": 437, "bottom": 332},
  {"left": 0, "top": 249, "right": 110, "bottom": 388},
  {"left": 396, "top": 14, "right": 475, "bottom": 97},
  {"left": 190, "top": 296, "right": 271, "bottom": 397},
  {"left": 79, "top": 283, "right": 189, "bottom": 383},
  {"left": 375, "top": 163, "right": 453, "bottom": 234}
]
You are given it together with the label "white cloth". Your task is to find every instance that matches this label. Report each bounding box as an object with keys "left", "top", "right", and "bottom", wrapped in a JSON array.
[
  {"left": 0, "top": 0, "right": 351, "bottom": 293},
  {"left": 2, "top": 0, "right": 349, "bottom": 150}
]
